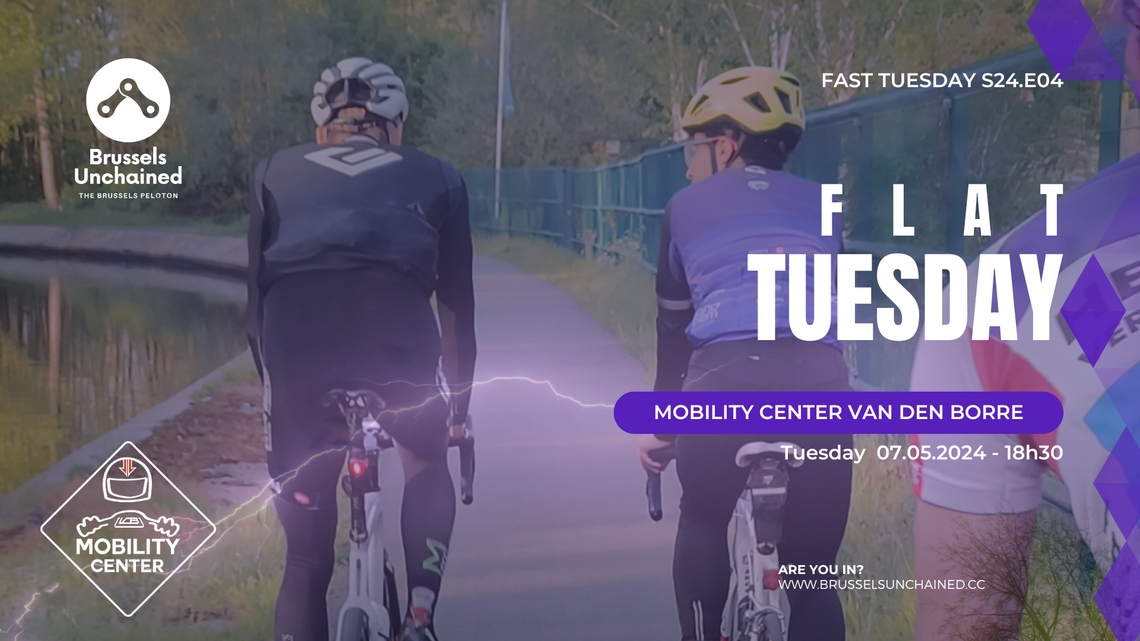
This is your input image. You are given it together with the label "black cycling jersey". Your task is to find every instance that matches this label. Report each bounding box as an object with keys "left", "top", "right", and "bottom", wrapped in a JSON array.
[{"left": 246, "top": 134, "right": 476, "bottom": 425}]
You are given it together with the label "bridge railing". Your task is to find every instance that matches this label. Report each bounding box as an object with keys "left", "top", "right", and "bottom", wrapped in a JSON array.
[{"left": 467, "top": 28, "right": 1136, "bottom": 390}]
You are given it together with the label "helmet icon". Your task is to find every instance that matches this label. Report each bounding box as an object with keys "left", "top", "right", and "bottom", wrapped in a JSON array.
[{"left": 102, "top": 457, "right": 152, "bottom": 503}]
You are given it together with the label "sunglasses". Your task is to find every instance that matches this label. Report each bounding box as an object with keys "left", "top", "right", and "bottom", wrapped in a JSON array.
[{"left": 681, "top": 136, "right": 738, "bottom": 168}]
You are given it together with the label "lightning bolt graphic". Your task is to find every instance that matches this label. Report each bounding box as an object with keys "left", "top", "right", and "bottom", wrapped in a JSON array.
[
  {"left": 1, "top": 583, "right": 57, "bottom": 640},
  {"left": 178, "top": 374, "right": 616, "bottom": 571}
]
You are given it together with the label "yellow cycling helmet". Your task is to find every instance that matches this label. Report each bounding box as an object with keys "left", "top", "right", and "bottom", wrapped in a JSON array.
[{"left": 681, "top": 67, "right": 805, "bottom": 137}]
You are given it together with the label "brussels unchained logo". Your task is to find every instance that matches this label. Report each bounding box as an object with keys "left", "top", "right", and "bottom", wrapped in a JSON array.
[
  {"left": 39, "top": 442, "right": 216, "bottom": 617},
  {"left": 77, "top": 59, "right": 182, "bottom": 198},
  {"left": 85, "top": 59, "right": 170, "bottom": 143}
]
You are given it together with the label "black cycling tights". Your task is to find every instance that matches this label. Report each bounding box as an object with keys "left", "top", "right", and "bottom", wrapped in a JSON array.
[
  {"left": 673, "top": 339, "right": 852, "bottom": 641},
  {"left": 272, "top": 449, "right": 456, "bottom": 641}
]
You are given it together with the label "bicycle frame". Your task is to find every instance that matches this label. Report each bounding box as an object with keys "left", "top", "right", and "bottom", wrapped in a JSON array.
[
  {"left": 723, "top": 469, "right": 791, "bottom": 641},
  {"left": 646, "top": 441, "right": 801, "bottom": 641},
  {"left": 335, "top": 416, "right": 398, "bottom": 641},
  {"left": 322, "top": 388, "right": 476, "bottom": 641}
]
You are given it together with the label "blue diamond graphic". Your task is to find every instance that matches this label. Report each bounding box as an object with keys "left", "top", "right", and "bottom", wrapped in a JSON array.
[
  {"left": 1030, "top": 22, "right": 1092, "bottom": 74},
  {"left": 1029, "top": 0, "right": 1092, "bottom": 24},
  {"left": 1062, "top": 27, "right": 1123, "bottom": 80},
  {"left": 1060, "top": 255, "right": 1126, "bottom": 366},
  {"left": 1096, "top": 430, "right": 1140, "bottom": 536},
  {"left": 1096, "top": 544, "right": 1140, "bottom": 641}
]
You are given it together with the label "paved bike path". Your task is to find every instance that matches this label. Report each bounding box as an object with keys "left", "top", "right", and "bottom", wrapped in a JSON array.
[{"left": 372, "top": 254, "right": 681, "bottom": 640}]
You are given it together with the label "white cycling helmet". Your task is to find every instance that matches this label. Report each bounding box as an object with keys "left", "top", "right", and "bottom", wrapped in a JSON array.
[{"left": 311, "top": 57, "right": 408, "bottom": 127}]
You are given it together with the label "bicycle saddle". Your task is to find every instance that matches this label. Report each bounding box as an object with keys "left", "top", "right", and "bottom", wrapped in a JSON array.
[
  {"left": 321, "top": 389, "right": 387, "bottom": 423},
  {"left": 735, "top": 441, "right": 804, "bottom": 468}
]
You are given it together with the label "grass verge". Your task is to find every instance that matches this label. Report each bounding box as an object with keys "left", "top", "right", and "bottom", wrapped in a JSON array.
[
  {"left": 0, "top": 382, "right": 281, "bottom": 640},
  {"left": 0, "top": 202, "right": 246, "bottom": 237}
]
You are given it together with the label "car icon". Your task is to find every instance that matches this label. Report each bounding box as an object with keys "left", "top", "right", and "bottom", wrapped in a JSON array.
[{"left": 114, "top": 512, "right": 146, "bottom": 528}]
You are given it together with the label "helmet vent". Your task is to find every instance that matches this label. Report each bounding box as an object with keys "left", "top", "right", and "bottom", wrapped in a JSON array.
[
  {"left": 781, "top": 75, "right": 801, "bottom": 87},
  {"left": 721, "top": 76, "right": 749, "bottom": 85},
  {"left": 775, "top": 89, "right": 792, "bottom": 114},
  {"left": 745, "top": 93, "right": 771, "bottom": 113},
  {"left": 691, "top": 95, "right": 710, "bottom": 112}
]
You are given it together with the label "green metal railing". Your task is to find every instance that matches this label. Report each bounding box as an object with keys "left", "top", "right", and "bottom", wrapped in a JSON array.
[{"left": 467, "top": 28, "right": 1136, "bottom": 390}]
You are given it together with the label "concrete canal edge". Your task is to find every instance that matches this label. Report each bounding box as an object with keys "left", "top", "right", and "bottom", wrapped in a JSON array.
[
  {"left": 0, "top": 225, "right": 253, "bottom": 517},
  {"left": 0, "top": 225, "right": 247, "bottom": 279}
]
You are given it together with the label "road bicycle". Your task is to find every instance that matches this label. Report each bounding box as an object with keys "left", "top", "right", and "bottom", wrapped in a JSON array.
[
  {"left": 322, "top": 389, "right": 475, "bottom": 641},
  {"left": 647, "top": 440, "right": 804, "bottom": 641}
]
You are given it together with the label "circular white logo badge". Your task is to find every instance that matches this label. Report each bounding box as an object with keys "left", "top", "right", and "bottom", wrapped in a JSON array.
[{"left": 86, "top": 58, "right": 170, "bottom": 143}]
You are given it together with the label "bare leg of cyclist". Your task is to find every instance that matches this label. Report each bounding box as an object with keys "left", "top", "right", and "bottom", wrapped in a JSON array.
[{"left": 396, "top": 443, "right": 457, "bottom": 639}]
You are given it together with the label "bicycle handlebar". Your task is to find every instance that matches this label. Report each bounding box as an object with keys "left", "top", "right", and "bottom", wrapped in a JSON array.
[
  {"left": 646, "top": 443, "right": 676, "bottom": 522},
  {"left": 449, "top": 415, "right": 476, "bottom": 505}
]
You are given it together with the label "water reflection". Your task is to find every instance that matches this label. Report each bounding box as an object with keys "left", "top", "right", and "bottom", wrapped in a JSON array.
[{"left": 0, "top": 260, "right": 246, "bottom": 494}]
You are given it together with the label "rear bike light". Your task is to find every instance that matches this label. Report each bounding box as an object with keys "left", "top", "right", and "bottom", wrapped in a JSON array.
[
  {"left": 763, "top": 569, "right": 780, "bottom": 591},
  {"left": 349, "top": 459, "right": 369, "bottom": 478}
]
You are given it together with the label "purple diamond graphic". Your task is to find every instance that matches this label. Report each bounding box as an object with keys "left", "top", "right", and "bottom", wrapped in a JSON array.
[
  {"left": 1096, "top": 430, "right": 1140, "bottom": 536},
  {"left": 1060, "top": 255, "right": 1126, "bottom": 366},
  {"left": 1130, "top": 81, "right": 1140, "bottom": 106},
  {"left": 1096, "top": 544, "right": 1140, "bottom": 641},
  {"left": 1098, "top": 162, "right": 1140, "bottom": 251},
  {"left": 1029, "top": 0, "right": 1092, "bottom": 24},
  {"left": 1062, "top": 28, "right": 1124, "bottom": 80},
  {"left": 1029, "top": 22, "right": 1092, "bottom": 74}
]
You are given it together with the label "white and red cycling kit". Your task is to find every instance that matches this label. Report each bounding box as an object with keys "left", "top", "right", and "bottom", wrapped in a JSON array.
[{"left": 911, "top": 152, "right": 1140, "bottom": 557}]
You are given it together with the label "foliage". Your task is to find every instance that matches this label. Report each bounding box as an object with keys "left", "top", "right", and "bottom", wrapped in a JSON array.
[
  {"left": 0, "top": 0, "right": 1066, "bottom": 212},
  {"left": 939, "top": 510, "right": 1115, "bottom": 640}
]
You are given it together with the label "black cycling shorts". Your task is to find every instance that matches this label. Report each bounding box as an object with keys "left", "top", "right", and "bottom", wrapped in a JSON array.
[
  {"left": 260, "top": 269, "right": 451, "bottom": 484},
  {"left": 672, "top": 338, "right": 852, "bottom": 641}
]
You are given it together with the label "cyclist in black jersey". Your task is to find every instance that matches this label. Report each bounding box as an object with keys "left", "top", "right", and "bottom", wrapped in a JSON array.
[{"left": 246, "top": 57, "right": 476, "bottom": 641}]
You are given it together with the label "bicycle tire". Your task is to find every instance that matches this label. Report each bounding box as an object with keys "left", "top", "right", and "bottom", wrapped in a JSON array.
[
  {"left": 384, "top": 560, "right": 401, "bottom": 636},
  {"left": 338, "top": 607, "right": 368, "bottom": 641}
]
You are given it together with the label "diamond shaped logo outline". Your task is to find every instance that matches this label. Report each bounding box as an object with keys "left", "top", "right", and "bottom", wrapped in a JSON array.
[{"left": 38, "top": 441, "right": 217, "bottom": 617}]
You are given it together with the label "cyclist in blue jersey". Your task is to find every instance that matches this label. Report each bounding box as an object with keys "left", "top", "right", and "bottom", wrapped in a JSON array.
[{"left": 637, "top": 67, "right": 852, "bottom": 641}]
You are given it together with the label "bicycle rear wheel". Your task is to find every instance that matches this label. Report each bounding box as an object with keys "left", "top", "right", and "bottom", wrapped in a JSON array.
[
  {"left": 758, "top": 610, "right": 784, "bottom": 641},
  {"left": 338, "top": 607, "right": 368, "bottom": 641},
  {"left": 384, "top": 559, "right": 401, "bottom": 635}
]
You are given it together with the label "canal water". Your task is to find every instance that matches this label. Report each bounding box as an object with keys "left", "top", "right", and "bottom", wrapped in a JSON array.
[{"left": 0, "top": 257, "right": 247, "bottom": 494}]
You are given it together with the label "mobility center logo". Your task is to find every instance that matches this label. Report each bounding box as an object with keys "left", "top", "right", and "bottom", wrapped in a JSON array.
[
  {"left": 39, "top": 442, "right": 216, "bottom": 617},
  {"left": 85, "top": 58, "right": 170, "bottom": 143}
]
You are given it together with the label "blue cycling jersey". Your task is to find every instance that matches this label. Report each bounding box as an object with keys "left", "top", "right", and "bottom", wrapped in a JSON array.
[
  {"left": 653, "top": 165, "right": 843, "bottom": 391},
  {"left": 666, "top": 166, "right": 842, "bottom": 347}
]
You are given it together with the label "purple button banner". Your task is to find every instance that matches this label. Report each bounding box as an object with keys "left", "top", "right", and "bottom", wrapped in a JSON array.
[{"left": 615, "top": 391, "right": 1063, "bottom": 434}]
